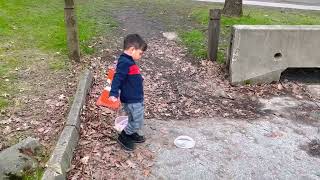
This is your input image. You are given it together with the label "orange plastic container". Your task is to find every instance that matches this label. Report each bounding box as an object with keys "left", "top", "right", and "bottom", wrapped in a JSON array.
[
  {"left": 96, "top": 87, "right": 120, "bottom": 110},
  {"left": 107, "top": 68, "right": 115, "bottom": 84}
]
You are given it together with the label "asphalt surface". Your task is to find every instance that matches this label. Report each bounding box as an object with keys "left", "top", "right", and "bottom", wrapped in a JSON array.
[
  {"left": 248, "top": 0, "right": 320, "bottom": 6},
  {"left": 196, "top": 0, "right": 320, "bottom": 10}
]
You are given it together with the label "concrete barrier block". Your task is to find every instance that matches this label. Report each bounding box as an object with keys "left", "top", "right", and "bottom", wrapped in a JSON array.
[
  {"left": 42, "top": 69, "right": 93, "bottom": 180},
  {"left": 227, "top": 25, "right": 320, "bottom": 84},
  {"left": 44, "top": 126, "right": 79, "bottom": 177},
  {"left": 66, "top": 69, "right": 93, "bottom": 130}
]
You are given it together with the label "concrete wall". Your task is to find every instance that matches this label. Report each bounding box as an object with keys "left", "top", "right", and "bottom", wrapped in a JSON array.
[{"left": 227, "top": 25, "right": 320, "bottom": 84}]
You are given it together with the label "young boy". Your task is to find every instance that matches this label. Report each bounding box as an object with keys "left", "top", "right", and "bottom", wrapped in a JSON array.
[{"left": 109, "top": 34, "right": 147, "bottom": 151}]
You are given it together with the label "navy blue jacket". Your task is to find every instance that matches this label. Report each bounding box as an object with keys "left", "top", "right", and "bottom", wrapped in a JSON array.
[{"left": 110, "top": 53, "right": 144, "bottom": 103}]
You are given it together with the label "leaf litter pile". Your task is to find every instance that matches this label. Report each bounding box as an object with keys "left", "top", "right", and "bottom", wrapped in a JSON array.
[{"left": 68, "top": 37, "right": 319, "bottom": 179}]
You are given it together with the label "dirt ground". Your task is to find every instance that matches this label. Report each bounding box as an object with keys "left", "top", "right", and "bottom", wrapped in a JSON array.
[
  {"left": 0, "top": 49, "right": 84, "bottom": 155},
  {"left": 68, "top": 3, "right": 320, "bottom": 179}
]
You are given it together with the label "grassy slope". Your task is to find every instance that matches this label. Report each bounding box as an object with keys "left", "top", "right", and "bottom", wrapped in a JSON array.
[
  {"left": 0, "top": 0, "right": 117, "bottom": 110},
  {"left": 0, "top": 0, "right": 118, "bottom": 178},
  {"left": 181, "top": 5, "right": 320, "bottom": 62}
]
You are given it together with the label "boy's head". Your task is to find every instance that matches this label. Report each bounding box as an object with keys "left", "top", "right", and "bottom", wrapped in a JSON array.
[{"left": 123, "top": 34, "right": 147, "bottom": 61}]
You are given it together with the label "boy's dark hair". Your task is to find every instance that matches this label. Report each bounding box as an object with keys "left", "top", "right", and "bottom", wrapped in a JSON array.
[{"left": 123, "top": 34, "right": 147, "bottom": 51}]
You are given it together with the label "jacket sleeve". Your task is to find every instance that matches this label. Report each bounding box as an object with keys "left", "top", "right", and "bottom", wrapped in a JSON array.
[{"left": 109, "top": 60, "right": 129, "bottom": 98}]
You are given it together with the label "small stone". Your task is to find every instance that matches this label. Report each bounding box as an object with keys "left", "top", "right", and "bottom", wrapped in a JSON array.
[
  {"left": 163, "top": 32, "right": 178, "bottom": 41},
  {"left": 0, "top": 137, "right": 41, "bottom": 178}
]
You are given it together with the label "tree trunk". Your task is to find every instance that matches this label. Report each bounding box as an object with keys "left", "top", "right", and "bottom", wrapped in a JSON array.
[
  {"left": 64, "top": 0, "right": 80, "bottom": 62},
  {"left": 222, "top": 0, "right": 243, "bottom": 17}
]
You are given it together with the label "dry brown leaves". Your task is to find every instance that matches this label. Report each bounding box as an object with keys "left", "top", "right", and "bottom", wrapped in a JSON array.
[
  {"left": 141, "top": 38, "right": 314, "bottom": 120},
  {"left": 68, "top": 54, "right": 155, "bottom": 179},
  {"left": 68, "top": 36, "right": 316, "bottom": 179}
]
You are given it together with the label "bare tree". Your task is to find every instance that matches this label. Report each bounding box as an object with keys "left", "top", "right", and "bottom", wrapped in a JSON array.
[{"left": 222, "top": 0, "right": 243, "bottom": 17}]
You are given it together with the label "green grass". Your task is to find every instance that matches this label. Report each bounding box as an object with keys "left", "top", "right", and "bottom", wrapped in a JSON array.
[
  {"left": 22, "top": 168, "right": 44, "bottom": 180},
  {"left": 0, "top": 0, "right": 116, "bottom": 54},
  {"left": 181, "top": 7, "right": 320, "bottom": 62},
  {"left": 0, "top": 98, "right": 8, "bottom": 110},
  {"left": 6, "top": 167, "right": 44, "bottom": 180},
  {"left": 23, "top": 168, "right": 44, "bottom": 180},
  {"left": 180, "top": 30, "right": 207, "bottom": 58},
  {"left": 49, "top": 59, "right": 69, "bottom": 71},
  {"left": 0, "top": 56, "right": 19, "bottom": 109},
  {"left": 0, "top": 0, "right": 118, "bottom": 111}
]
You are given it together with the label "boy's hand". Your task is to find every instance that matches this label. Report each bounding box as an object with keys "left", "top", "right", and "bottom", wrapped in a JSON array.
[{"left": 108, "top": 96, "right": 118, "bottom": 102}]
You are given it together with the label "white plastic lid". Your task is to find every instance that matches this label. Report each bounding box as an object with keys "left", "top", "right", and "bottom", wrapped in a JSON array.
[{"left": 174, "top": 136, "right": 196, "bottom": 149}]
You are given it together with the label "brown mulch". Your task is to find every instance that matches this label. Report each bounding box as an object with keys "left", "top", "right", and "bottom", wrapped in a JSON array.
[{"left": 141, "top": 38, "right": 314, "bottom": 120}]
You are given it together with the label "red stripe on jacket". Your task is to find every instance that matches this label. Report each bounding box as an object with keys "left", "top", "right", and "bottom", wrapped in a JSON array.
[{"left": 128, "top": 64, "right": 140, "bottom": 75}]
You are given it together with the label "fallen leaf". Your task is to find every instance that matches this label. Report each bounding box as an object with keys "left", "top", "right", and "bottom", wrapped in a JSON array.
[
  {"left": 80, "top": 156, "right": 90, "bottom": 165},
  {"left": 59, "top": 94, "right": 66, "bottom": 100},
  {"left": 55, "top": 101, "right": 64, "bottom": 107},
  {"left": 137, "top": 153, "right": 144, "bottom": 162},
  {"left": 277, "top": 84, "right": 283, "bottom": 90},
  {"left": 144, "top": 169, "right": 151, "bottom": 177}
]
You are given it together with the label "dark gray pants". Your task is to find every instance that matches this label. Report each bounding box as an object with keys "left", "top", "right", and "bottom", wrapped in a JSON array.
[{"left": 122, "top": 102, "right": 144, "bottom": 135}]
